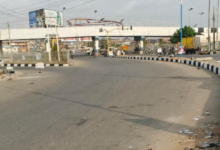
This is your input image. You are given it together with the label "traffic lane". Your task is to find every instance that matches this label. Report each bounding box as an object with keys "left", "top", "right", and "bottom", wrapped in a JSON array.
[{"left": 0, "top": 58, "right": 219, "bottom": 150}]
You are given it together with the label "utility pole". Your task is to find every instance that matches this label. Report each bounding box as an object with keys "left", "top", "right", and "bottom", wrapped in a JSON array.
[
  {"left": 46, "top": 19, "right": 51, "bottom": 62},
  {"left": 7, "top": 22, "right": 13, "bottom": 62},
  {"left": 217, "top": 0, "right": 219, "bottom": 49},
  {"left": 208, "top": 0, "right": 211, "bottom": 51},
  {"left": 213, "top": 7, "right": 216, "bottom": 50},
  {"left": 55, "top": 24, "right": 61, "bottom": 62},
  {"left": 180, "top": 0, "right": 183, "bottom": 57}
]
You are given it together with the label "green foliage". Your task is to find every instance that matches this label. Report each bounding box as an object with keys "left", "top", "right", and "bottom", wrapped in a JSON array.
[
  {"left": 100, "top": 38, "right": 107, "bottom": 49},
  {"left": 159, "top": 39, "right": 166, "bottom": 45},
  {"left": 52, "top": 44, "right": 61, "bottom": 52},
  {"left": 115, "top": 44, "right": 122, "bottom": 47},
  {"left": 170, "top": 26, "right": 197, "bottom": 44}
]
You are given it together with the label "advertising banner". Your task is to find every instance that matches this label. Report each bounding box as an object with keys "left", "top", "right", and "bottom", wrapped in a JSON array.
[
  {"left": 163, "top": 37, "right": 170, "bottom": 42},
  {"left": 179, "top": 46, "right": 185, "bottom": 54},
  {"left": 29, "top": 11, "right": 37, "bottom": 28},
  {"left": 61, "top": 38, "right": 92, "bottom": 42},
  {"left": 44, "top": 10, "right": 63, "bottom": 26},
  {"left": 29, "top": 9, "right": 63, "bottom": 28},
  {"left": 80, "top": 37, "right": 92, "bottom": 41}
]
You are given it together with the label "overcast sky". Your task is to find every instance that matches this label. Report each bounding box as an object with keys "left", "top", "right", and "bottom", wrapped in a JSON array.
[{"left": 0, "top": 0, "right": 219, "bottom": 28}]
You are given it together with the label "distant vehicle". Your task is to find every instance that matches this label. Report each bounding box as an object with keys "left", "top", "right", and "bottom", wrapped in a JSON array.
[{"left": 182, "top": 37, "right": 200, "bottom": 54}]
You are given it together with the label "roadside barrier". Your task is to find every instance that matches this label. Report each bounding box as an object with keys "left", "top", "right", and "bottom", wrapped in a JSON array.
[
  {"left": 0, "top": 63, "right": 69, "bottom": 67},
  {"left": 110, "top": 56, "right": 220, "bottom": 76}
]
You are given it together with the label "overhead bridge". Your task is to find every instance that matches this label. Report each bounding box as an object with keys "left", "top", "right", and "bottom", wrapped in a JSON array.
[{"left": 0, "top": 26, "right": 199, "bottom": 54}]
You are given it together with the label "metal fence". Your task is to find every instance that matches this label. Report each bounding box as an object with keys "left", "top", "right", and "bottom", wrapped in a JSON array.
[{"left": 0, "top": 51, "right": 69, "bottom": 64}]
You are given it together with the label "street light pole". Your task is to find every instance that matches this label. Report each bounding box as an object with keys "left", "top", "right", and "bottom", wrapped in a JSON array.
[
  {"left": 213, "top": 7, "right": 216, "bottom": 50},
  {"left": 188, "top": 8, "right": 193, "bottom": 27},
  {"left": 217, "top": 0, "right": 219, "bottom": 49},
  {"left": 7, "top": 22, "right": 13, "bottom": 62},
  {"left": 56, "top": 24, "right": 61, "bottom": 62},
  {"left": 208, "top": 0, "right": 211, "bottom": 51},
  {"left": 180, "top": 0, "right": 183, "bottom": 57},
  {"left": 199, "top": 12, "right": 204, "bottom": 27},
  {"left": 63, "top": 7, "right": 66, "bottom": 27}
]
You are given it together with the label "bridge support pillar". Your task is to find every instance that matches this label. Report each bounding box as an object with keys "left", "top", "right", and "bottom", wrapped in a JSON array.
[
  {"left": 0, "top": 41, "right": 2, "bottom": 53},
  {"left": 134, "top": 36, "right": 145, "bottom": 54},
  {"left": 92, "top": 36, "right": 99, "bottom": 56}
]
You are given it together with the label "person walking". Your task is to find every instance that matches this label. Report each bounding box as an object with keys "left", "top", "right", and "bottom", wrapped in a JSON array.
[
  {"left": 172, "top": 46, "right": 174, "bottom": 54},
  {"left": 197, "top": 47, "right": 200, "bottom": 55},
  {"left": 70, "top": 50, "right": 73, "bottom": 59},
  {"left": 163, "top": 47, "right": 166, "bottom": 56}
]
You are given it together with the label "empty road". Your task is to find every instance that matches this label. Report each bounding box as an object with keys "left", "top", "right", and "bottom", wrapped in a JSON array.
[{"left": 0, "top": 57, "right": 220, "bottom": 150}]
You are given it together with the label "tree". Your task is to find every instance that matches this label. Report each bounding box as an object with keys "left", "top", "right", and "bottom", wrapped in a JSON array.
[
  {"left": 170, "top": 26, "right": 197, "bottom": 44},
  {"left": 100, "top": 38, "right": 107, "bottom": 49},
  {"left": 159, "top": 39, "right": 166, "bottom": 45},
  {"left": 52, "top": 44, "right": 61, "bottom": 52}
]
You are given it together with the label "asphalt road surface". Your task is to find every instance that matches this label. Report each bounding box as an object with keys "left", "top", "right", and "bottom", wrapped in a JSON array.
[{"left": 0, "top": 57, "right": 220, "bottom": 150}]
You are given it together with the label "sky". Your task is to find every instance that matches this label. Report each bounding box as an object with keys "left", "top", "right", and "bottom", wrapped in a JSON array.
[{"left": 0, "top": 0, "right": 219, "bottom": 28}]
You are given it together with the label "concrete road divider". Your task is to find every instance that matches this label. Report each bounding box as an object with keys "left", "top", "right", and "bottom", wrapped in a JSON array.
[
  {"left": 195, "top": 57, "right": 213, "bottom": 61},
  {"left": 109, "top": 56, "right": 220, "bottom": 77}
]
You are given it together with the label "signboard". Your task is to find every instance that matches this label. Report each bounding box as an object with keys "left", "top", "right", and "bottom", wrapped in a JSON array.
[
  {"left": 117, "top": 50, "right": 121, "bottom": 56},
  {"left": 179, "top": 46, "right": 185, "bottom": 54},
  {"left": 6, "top": 67, "right": 14, "bottom": 71},
  {"left": 163, "top": 37, "right": 170, "bottom": 42},
  {"left": 109, "top": 51, "right": 113, "bottom": 56},
  {"left": 29, "top": 11, "right": 37, "bottom": 28},
  {"left": 36, "top": 62, "right": 45, "bottom": 69},
  {"left": 125, "top": 42, "right": 130, "bottom": 45},
  {"left": 61, "top": 38, "right": 92, "bottom": 42},
  {"left": 29, "top": 9, "right": 63, "bottom": 28},
  {"left": 36, "top": 53, "right": 42, "bottom": 60},
  {"left": 157, "top": 48, "right": 162, "bottom": 53},
  {"left": 44, "top": 9, "right": 63, "bottom": 26},
  {"left": 80, "top": 37, "right": 92, "bottom": 41},
  {"left": 123, "top": 45, "right": 128, "bottom": 50},
  {"left": 22, "top": 56, "right": 25, "bottom": 60}
]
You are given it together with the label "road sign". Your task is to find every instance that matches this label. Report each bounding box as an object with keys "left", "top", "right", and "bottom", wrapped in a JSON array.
[
  {"left": 6, "top": 67, "right": 14, "bottom": 71},
  {"left": 123, "top": 45, "right": 128, "bottom": 50},
  {"left": 22, "top": 55, "right": 25, "bottom": 60},
  {"left": 36, "top": 62, "right": 45, "bottom": 69},
  {"left": 36, "top": 53, "right": 42, "bottom": 60}
]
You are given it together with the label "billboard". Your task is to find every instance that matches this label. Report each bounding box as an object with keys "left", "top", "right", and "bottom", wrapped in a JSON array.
[
  {"left": 44, "top": 10, "right": 63, "bottom": 26},
  {"left": 29, "top": 11, "right": 37, "bottom": 28},
  {"left": 29, "top": 9, "right": 63, "bottom": 28},
  {"left": 163, "top": 37, "right": 170, "bottom": 42}
]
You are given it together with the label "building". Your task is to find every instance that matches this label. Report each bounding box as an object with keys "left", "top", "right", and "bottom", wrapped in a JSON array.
[{"left": 3, "top": 40, "right": 30, "bottom": 52}]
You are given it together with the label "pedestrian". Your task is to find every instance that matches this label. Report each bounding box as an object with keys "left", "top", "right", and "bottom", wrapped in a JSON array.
[
  {"left": 172, "top": 46, "right": 174, "bottom": 54},
  {"left": 70, "top": 50, "right": 73, "bottom": 59},
  {"left": 169, "top": 47, "right": 172, "bottom": 54},
  {"left": 197, "top": 47, "right": 200, "bottom": 55},
  {"left": 172, "top": 46, "right": 175, "bottom": 57},
  {"left": 104, "top": 51, "right": 107, "bottom": 57},
  {"left": 163, "top": 48, "right": 166, "bottom": 56}
]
